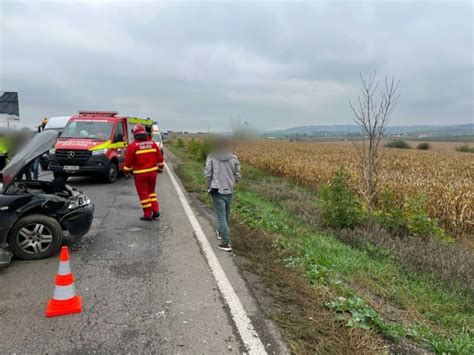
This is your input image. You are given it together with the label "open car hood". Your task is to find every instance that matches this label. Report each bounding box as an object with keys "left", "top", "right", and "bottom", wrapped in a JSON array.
[{"left": 1, "top": 130, "right": 58, "bottom": 193}]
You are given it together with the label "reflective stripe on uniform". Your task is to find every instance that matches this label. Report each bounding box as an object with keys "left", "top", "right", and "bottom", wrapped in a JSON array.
[
  {"left": 58, "top": 261, "right": 71, "bottom": 275},
  {"left": 133, "top": 167, "right": 158, "bottom": 174},
  {"left": 142, "top": 203, "right": 152, "bottom": 208},
  {"left": 149, "top": 193, "right": 157, "bottom": 197},
  {"left": 136, "top": 148, "right": 157, "bottom": 155},
  {"left": 53, "top": 284, "right": 76, "bottom": 301},
  {"left": 124, "top": 166, "right": 132, "bottom": 171},
  {"left": 140, "top": 198, "right": 150, "bottom": 203},
  {"left": 149, "top": 198, "right": 157, "bottom": 202}
]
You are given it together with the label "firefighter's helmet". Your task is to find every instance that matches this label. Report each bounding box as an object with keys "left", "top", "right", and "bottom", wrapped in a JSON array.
[{"left": 133, "top": 124, "right": 146, "bottom": 136}]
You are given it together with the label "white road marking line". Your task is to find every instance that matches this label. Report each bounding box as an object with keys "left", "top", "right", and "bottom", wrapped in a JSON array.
[{"left": 165, "top": 163, "right": 267, "bottom": 355}]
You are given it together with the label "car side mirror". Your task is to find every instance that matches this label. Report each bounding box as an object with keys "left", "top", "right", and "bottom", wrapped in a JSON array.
[{"left": 115, "top": 133, "right": 124, "bottom": 142}]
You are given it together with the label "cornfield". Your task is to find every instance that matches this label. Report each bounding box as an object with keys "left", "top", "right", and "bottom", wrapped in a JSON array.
[{"left": 237, "top": 141, "right": 474, "bottom": 237}]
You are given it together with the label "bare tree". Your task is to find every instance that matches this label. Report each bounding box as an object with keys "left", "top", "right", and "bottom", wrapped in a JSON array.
[{"left": 349, "top": 72, "right": 400, "bottom": 226}]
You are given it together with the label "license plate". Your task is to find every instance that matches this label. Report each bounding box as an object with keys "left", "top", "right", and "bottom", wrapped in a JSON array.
[{"left": 63, "top": 165, "right": 79, "bottom": 171}]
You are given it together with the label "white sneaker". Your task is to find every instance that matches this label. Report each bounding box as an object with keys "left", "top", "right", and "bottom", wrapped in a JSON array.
[
  {"left": 216, "top": 230, "right": 222, "bottom": 240},
  {"left": 218, "top": 243, "right": 232, "bottom": 252}
]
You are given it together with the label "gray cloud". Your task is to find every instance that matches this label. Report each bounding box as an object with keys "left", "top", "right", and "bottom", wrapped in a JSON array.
[{"left": 0, "top": 1, "right": 472, "bottom": 131}]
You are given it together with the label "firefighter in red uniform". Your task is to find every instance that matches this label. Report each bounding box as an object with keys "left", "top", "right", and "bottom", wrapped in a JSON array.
[{"left": 124, "top": 124, "right": 164, "bottom": 221}]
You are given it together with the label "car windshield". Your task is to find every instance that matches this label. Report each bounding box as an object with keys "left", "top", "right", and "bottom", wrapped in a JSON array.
[
  {"left": 61, "top": 120, "right": 113, "bottom": 140},
  {"left": 152, "top": 134, "right": 162, "bottom": 143}
]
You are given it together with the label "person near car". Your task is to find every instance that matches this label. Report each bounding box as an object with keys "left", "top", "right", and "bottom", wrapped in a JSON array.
[
  {"left": 124, "top": 124, "right": 164, "bottom": 221},
  {"left": 40, "top": 117, "right": 48, "bottom": 131},
  {"left": 204, "top": 138, "right": 241, "bottom": 252},
  {"left": 31, "top": 158, "right": 40, "bottom": 180},
  {"left": 10, "top": 129, "right": 35, "bottom": 180},
  {"left": 0, "top": 134, "right": 7, "bottom": 171},
  {"left": 20, "top": 158, "right": 39, "bottom": 181}
]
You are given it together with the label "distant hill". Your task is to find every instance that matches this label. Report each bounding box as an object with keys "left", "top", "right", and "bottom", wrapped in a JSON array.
[{"left": 265, "top": 124, "right": 474, "bottom": 137}]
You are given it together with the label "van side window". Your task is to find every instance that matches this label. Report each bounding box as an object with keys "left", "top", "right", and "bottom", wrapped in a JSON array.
[
  {"left": 128, "top": 124, "right": 135, "bottom": 144},
  {"left": 115, "top": 122, "right": 124, "bottom": 142}
]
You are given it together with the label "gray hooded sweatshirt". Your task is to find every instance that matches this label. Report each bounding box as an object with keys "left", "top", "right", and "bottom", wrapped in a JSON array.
[{"left": 204, "top": 152, "right": 241, "bottom": 194}]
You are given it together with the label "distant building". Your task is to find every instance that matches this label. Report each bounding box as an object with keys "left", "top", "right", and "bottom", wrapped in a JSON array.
[{"left": 0, "top": 92, "right": 20, "bottom": 129}]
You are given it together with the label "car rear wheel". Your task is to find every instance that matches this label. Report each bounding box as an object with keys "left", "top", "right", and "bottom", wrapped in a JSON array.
[
  {"left": 8, "top": 214, "right": 63, "bottom": 260},
  {"left": 104, "top": 162, "right": 118, "bottom": 183}
]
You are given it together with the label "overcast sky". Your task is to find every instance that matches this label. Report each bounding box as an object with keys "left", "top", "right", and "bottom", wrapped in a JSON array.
[{"left": 0, "top": 1, "right": 472, "bottom": 131}]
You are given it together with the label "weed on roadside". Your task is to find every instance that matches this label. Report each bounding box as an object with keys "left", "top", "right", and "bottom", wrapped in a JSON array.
[
  {"left": 240, "top": 163, "right": 473, "bottom": 291},
  {"left": 232, "top": 223, "right": 386, "bottom": 354},
  {"left": 233, "top": 190, "right": 473, "bottom": 353}
]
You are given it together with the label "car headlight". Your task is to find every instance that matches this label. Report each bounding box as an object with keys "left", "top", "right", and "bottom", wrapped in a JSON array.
[
  {"left": 49, "top": 148, "right": 55, "bottom": 154},
  {"left": 91, "top": 148, "right": 108, "bottom": 155},
  {"left": 68, "top": 196, "right": 91, "bottom": 209}
]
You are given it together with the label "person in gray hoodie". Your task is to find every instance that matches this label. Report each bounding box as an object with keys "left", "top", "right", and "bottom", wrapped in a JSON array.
[{"left": 204, "top": 139, "right": 241, "bottom": 252}]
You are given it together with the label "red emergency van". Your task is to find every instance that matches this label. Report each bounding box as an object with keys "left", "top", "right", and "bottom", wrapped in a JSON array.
[{"left": 49, "top": 111, "right": 154, "bottom": 182}]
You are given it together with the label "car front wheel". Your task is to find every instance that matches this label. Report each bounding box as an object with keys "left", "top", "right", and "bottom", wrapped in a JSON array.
[{"left": 8, "top": 214, "right": 63, "bottom": 260}]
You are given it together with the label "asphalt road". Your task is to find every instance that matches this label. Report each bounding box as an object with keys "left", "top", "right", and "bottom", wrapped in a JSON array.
[{"left": 0, "top": 154, "right": 286, "bottom": 354}]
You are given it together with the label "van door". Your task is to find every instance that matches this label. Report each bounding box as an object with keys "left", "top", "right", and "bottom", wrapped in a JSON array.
[{"left": 114, "top": 120, "right": 126, "bottom": 169}]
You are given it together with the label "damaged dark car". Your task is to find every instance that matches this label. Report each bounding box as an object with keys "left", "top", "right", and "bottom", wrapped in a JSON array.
[{"left": 0, "top": 130, "right": 94, "bottom": 267}]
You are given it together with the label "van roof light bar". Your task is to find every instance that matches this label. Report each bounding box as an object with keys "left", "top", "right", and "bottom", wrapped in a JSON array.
[
  {"left": 128, "top": 117, "right": 155, "bottom": 126},
  {"left": 78, "top": 111, "right": 118, "bottom": 117}
]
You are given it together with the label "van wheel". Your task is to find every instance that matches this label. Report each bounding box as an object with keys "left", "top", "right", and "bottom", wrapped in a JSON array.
[
  {"left": 105, "top": 162, "right": 118, "bottom": 183},
  {"left": 53, "top": 172, "right": 69, "bottom": 181},
  {"left": 8, "top": 214, "right": 63, "bottom": 260}
]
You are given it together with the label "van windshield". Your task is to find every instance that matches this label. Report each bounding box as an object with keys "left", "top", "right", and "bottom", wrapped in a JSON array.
[{"left": 61, "top": 120, "right": 113, "bottom": 140}]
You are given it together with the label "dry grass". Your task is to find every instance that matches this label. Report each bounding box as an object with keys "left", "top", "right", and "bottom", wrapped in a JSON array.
[
  {"left": 275, "top": 139, "right": 472, "bottom": 152},
  {"left": 237, "top": 141, "right": 474, "bottom": 238}
]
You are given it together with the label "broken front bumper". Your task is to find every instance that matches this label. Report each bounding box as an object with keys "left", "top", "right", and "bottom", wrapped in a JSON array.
[{"left": 60, "top": 203, "right": 95, "bottom": 238}]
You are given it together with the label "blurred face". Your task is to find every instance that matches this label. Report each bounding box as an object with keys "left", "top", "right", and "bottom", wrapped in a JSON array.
[
  {"left": 214, "top": 137, "right": 235, "bottom": 154},
  {"left": 216, "top": 139, "right": 227, "bottom": 151}
]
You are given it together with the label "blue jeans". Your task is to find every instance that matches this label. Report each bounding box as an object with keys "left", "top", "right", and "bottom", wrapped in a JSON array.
[
  {"left": 211, "top": 191, "right": 232, "bottom": 245},
  {"left": 31, "top": 158, "right": 39, "bottom": 180}
]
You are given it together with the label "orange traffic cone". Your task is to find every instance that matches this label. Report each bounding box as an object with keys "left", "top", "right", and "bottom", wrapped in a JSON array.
[{"left": 45, "top": 246, "right": 82, "bottom": 317}]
